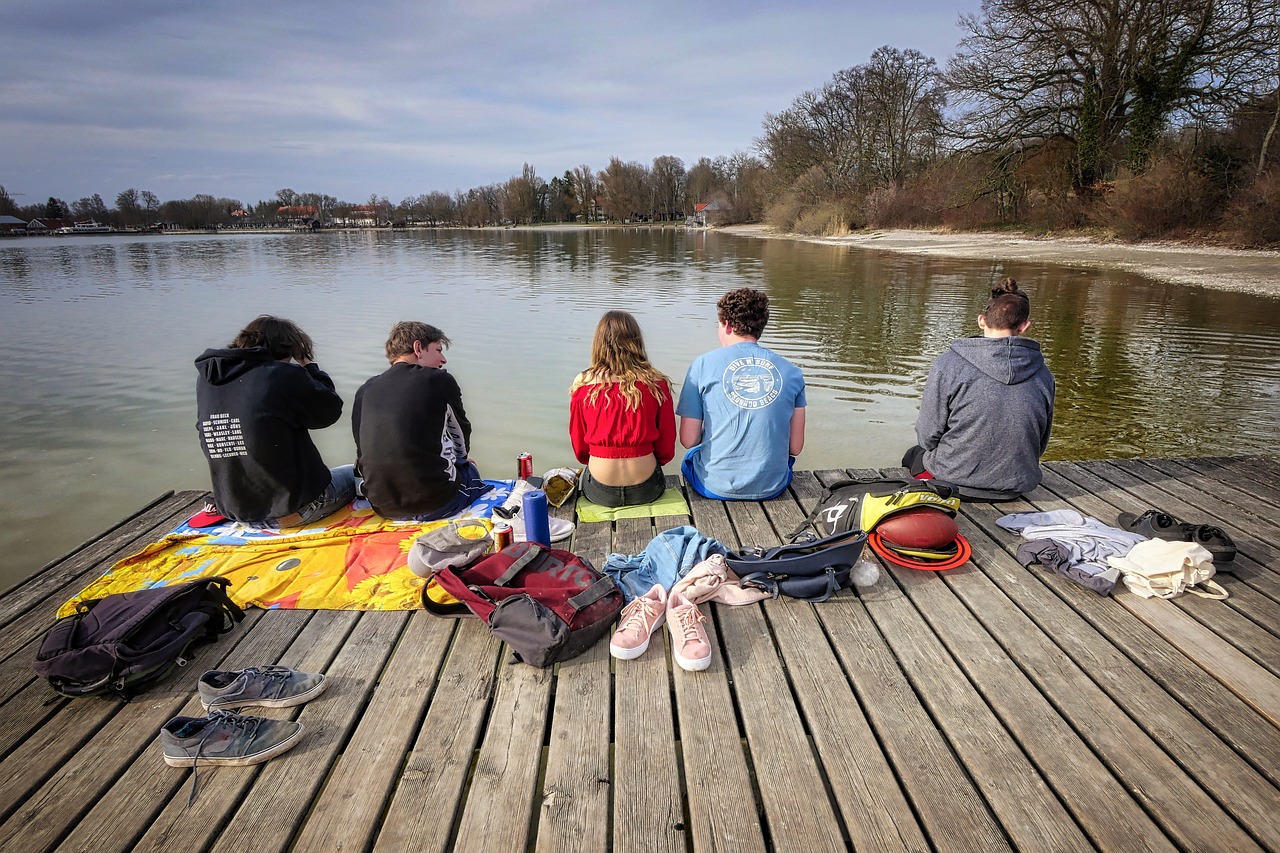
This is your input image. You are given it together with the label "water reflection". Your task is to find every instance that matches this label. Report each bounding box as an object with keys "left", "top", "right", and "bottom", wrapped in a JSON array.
[{"left": 1, "top": 229, "right": 1278, "bottom": 588}]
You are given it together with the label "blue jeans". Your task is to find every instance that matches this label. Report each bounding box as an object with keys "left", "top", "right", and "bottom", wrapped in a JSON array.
[
  {"left": 680, "top": 446, "right": 795, "bottom": 501},
  {"left": 256, "top": 464, "right": 357, "bottom": 529},
  {"left": 406, "top": 461, "right": 487, "bottom": 522}
]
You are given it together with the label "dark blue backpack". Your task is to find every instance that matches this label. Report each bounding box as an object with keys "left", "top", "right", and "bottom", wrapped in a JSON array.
[{"left": 34, "top": 578, "right": 244, "bottom": 699}]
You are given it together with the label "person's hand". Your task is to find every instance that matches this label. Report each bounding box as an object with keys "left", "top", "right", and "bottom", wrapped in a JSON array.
[{"left": 296, "top": 356, "right": 313, "bottom": 367}]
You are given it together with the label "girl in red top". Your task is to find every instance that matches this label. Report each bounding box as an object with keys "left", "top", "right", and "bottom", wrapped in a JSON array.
[{"left": 570, "top": 311, "right": 676, "bottom": 507}]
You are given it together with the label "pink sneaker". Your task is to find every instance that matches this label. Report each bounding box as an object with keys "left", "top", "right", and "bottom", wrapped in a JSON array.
[
  {"left": 609, "top": 584, "right": 667, "bottom": 660},
  {"left": 668, "top": 590, "right": 712, "bottom": 671}
]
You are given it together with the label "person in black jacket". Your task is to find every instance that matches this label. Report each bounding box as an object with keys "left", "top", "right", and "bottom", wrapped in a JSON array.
[
  {"left": 352, "top": 321, "right": 485, "bottom": 520},
  {"left": 195, "top": 315, "right": 355, "bottom": 526}
]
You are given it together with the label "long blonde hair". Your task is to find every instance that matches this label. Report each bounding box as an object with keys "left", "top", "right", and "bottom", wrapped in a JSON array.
[{"left": 570, "top": 311, "right": 672, "bottom": 410}]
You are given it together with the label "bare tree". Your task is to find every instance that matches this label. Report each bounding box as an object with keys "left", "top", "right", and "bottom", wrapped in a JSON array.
[
  {"left": 571, "top": 164, "right": 597, "bottom": 221},
  {"left": 948, "top": 0, "right": 1276, "bottom": 189},
  {"left": 650, "top": 156, "right": 687, "bottom": 220},
  {"left": 597, "top": 158, "right": 650, "bottom": 221},
  {"left": 70, "top": 194, "right": 108, "bottom": 220}
]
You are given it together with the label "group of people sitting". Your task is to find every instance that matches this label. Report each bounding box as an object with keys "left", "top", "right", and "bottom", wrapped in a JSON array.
[{"left": 194, "top": 282, "right": 1055, "bottom": 530}]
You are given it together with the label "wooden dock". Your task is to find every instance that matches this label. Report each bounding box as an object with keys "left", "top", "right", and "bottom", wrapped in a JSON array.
[{"left": 0, "top": 457, "right": 1277, "bottom": 852}]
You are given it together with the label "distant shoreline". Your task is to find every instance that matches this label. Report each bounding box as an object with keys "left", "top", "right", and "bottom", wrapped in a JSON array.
[{"left": 720, "top": 223, "right": 1280, "bottom": 299}]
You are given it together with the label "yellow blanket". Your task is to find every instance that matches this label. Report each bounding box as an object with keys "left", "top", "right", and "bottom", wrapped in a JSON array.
[{"left": 58, "top": 504, "right": 491, "bottom": 617}]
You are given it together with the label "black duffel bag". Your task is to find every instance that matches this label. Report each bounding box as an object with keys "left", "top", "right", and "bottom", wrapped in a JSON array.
[{"left": 725, "top": 529, "right": 869, "bottom": 602}]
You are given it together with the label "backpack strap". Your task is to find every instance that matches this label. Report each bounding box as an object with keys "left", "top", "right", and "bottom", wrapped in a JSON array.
[
  {"left": 787, "top": 477, "right": 918, "bottom": 540},
  {"left": 567, "top": 576, "right": 617, "bottom": 611},
  {"left": 201, "top": 578, "right": 245, "bottom": 634},
  {"left": 493, "top": 544, "right": 548, "bottom": 586}
]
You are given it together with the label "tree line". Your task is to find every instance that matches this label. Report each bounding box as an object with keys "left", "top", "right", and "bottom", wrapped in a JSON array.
[{"left": 4, "top": 0, "right": 1277, "bottom": 245}]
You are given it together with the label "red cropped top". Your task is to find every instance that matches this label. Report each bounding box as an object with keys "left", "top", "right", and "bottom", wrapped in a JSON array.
[{"left": 569, "top": 380, "right": 676, "bottom": 466}]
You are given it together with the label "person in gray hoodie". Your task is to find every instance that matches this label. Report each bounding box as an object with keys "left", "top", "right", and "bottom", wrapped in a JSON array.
[{"left": 902, "top": 279, "right": 1055, "bottom": 501}]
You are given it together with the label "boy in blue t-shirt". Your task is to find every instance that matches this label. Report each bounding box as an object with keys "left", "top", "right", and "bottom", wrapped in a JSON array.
[{"left": 676, "top": 288, "right": 806, "bottom": 500}]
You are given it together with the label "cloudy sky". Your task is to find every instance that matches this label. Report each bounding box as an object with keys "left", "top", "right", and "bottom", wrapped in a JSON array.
[{"left": 2, "top": 0, "right": 978, "bottom": 208}]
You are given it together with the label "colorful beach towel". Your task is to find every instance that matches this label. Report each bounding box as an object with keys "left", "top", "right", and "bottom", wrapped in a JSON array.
[
  {"left": 58, "top": 481, "right": 516, "bottom": 617},
  {"left": 575, "top": 488, "right": 691, "bottom": 523}
]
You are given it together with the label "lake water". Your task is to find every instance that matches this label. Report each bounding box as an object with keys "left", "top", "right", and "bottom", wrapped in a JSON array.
[{"left": 2, "top": 228, "right": 1279, "bottom": 590}]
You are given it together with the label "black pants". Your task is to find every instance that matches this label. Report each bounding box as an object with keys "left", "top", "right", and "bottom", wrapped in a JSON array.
[{"left": 901, "top": 445, "right": 929, "bottom": 476}]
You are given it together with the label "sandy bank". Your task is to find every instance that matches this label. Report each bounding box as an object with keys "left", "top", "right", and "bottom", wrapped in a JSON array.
[{"left": 722, "top": 224, "right": 1280, "bottom": 298}]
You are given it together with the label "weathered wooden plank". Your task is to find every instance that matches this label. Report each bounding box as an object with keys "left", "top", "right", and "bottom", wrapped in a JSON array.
[
  {"left": 0, "top": 607, "right": 268, "bottom": 850},
  {"left": 759, "top": 471, "right": 928, "bottom": 853},
  {"left": 290, "top": 610, "right": 460, "bottom": 852},
  {"left": 814, "top": 598, "right": 1010, "bottom": 851},
  {"left": 1114, "top": 458, "right": 1280, "bottom": 551},
  {"left": 1148, "top": 457, "right": 1280, "bottom": 525},
  {"left": 1037, "top": 463, "right": 1280, "bottom": 673},
  {"left": 57, "top": 608, "right": 315, "bottom": 852},
  {"left": 821, "top": 469, "right": 1095, "bottom": 851},
  {"left": 128, "top": 610, "right": 358, "bottom": 851},
  {"left": 804, "top": 471, "right": 1009, "bottom": 851},
  {"left": 535, "top": 638, "right": 613, "bottom": 853},
  {"left": 1077, "top": 459, "right": 1277, "bottom": 572},
  {"left": 608, "top": 513, "right": 689, "bottom": 853},
  {"left": 450, "top": 655, "right": 554, "bottom": 853},
  {"left": 712, "top": 497, "right": 849, "bottom": 852},
  {"left": 0, "top": 492, "right": 207, "bottom": 693},
  {"left": 0, "top": 490, "right": 185, "bottom": 627},
  {"left": 929, "top": 514, "right": 1266, "bottom": 851},
  {"left": 371, "top": 619, "right": 504, "bottom": 853},
  {"left": 858, "top": 565, "right": 1093, "bottom": 850},
  {"left": 1200, "top": 457, "right": 1280, "bottom": 508},
  {"left": 675, "top": 494, "right": 779, "bottom": 853},
  {"left": 1044, "top": 462, "right": 1280, "bottom": 611},
  {"left": 207, "top": 611, "right": 410, "bottom": 853},
  {"left": 964, "top": 486, "right": 1280, "bottom": 818},
  {"left": 531, "top": 476, "right": 615, "bottom": 849},
  {"left": 1040, "top": 464, "right": 1280, "bottom": 722},
  {"left": 534, "top": 496, "right": 616, "bottom": 853}
]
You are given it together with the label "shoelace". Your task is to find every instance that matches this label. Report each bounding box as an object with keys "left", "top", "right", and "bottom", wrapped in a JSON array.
[
  {"left": 671, "top": 603, "right": 706, "bottom": 642},
  {"left": 188, "top": 710, "right": 258, "bottom": 806},
  {"left": 618, "top": 599, "right": 660, "bottom": 637}
]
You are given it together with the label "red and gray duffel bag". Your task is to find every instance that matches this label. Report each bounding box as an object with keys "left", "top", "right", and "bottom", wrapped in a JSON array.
[{"left": 428, "top": 541, "right": 623, "bottom": 667}]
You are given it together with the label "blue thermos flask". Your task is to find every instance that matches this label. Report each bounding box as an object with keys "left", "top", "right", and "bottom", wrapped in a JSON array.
[{"left": 522, "top": 488, "right": 551, "bottom": 547}]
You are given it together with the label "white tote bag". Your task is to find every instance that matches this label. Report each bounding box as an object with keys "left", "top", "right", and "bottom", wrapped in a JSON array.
[{"left": 1107, "top": 539, "right": 1228, "bottom": 600}]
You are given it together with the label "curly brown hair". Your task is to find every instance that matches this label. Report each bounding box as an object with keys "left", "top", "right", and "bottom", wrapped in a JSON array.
[
  {"left": 230, "top": 315, "right": 314, "bottom": 362},
  {"left": 717, "top": 287, "right": 770, "bottom": 339}
]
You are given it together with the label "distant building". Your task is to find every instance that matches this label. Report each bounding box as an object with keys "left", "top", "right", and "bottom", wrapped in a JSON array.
[
  {"left": 0, "top": 215, "right": 27, "bottom": 236},
  {"left": 24, "top": 218, "right": 74, "bottom": 235},
  {"left": 331, "top": 204, "right": 379, "bottom": 227},
  {"left": 688, "top": 201, "right": 730, "bottom": 227},
  {"left": 276, "top": 205, "right": 319, "bottom": 226}
]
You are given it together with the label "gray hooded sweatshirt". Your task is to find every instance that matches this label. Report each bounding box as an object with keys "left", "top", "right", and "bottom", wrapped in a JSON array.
[{"left": 916, "top": 335, "right": 1055, "bottom": 501}]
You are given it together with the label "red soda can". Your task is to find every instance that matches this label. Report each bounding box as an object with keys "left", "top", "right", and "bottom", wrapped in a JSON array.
[
  {"left": 517, "top": 452, "right": 533, "bottom": 481},
  {"left": 493, "top": 522, "right": 513, "bottom": 550}
]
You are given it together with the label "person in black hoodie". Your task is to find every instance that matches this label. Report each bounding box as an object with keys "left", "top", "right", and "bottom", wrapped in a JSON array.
[
  {"left": 901, "top": 279, "right": 1055, "bottom": 501},
  {"left": 195, "top": 315, "right": 355, "bottom": 526},
  {"left": 352, "top": 321, "right": 485, "bottom": 520}
]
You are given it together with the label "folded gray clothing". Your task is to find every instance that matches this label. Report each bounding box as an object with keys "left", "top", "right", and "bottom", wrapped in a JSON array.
[
  {"left": 1017, "top": 539, "right": 1120, "bottom": 595},
  {"left": 998, "top": 510, "right": 1146, "bottom": 567}
]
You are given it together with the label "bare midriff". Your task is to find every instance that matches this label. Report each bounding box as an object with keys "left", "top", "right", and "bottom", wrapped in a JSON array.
[{"left": 588, "top": 453, "right": 659, "bottom": 486}]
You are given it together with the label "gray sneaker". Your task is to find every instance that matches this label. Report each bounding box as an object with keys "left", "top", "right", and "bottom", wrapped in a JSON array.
[
  {"left": 198, "top": 665, "right": 327, "bottom": 711},
  {"left": 160, "top": 710, "right": 303, "bottom": 768}
]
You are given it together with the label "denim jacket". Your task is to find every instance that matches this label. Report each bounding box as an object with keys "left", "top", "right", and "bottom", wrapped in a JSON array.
[{"left": 603, "top": 525, "right": 728, "bottom": 601}]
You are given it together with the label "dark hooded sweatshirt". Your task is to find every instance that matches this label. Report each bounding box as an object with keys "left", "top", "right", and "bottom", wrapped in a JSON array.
[
  {"left": 916, "top": 336, "right": 1055, "bottom": 501},
  {"left": 195, "top": 347, "right": 344, "bottom": 523}
]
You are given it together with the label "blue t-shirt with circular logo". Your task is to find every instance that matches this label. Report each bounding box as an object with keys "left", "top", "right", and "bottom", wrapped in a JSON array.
[{"left": 676, "top": 341, "right": 806, "bottom": 499}]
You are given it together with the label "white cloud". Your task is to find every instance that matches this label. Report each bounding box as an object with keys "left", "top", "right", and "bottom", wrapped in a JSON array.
[{"left": 0, "top": 0, "right": 976, "bottom": 204}]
